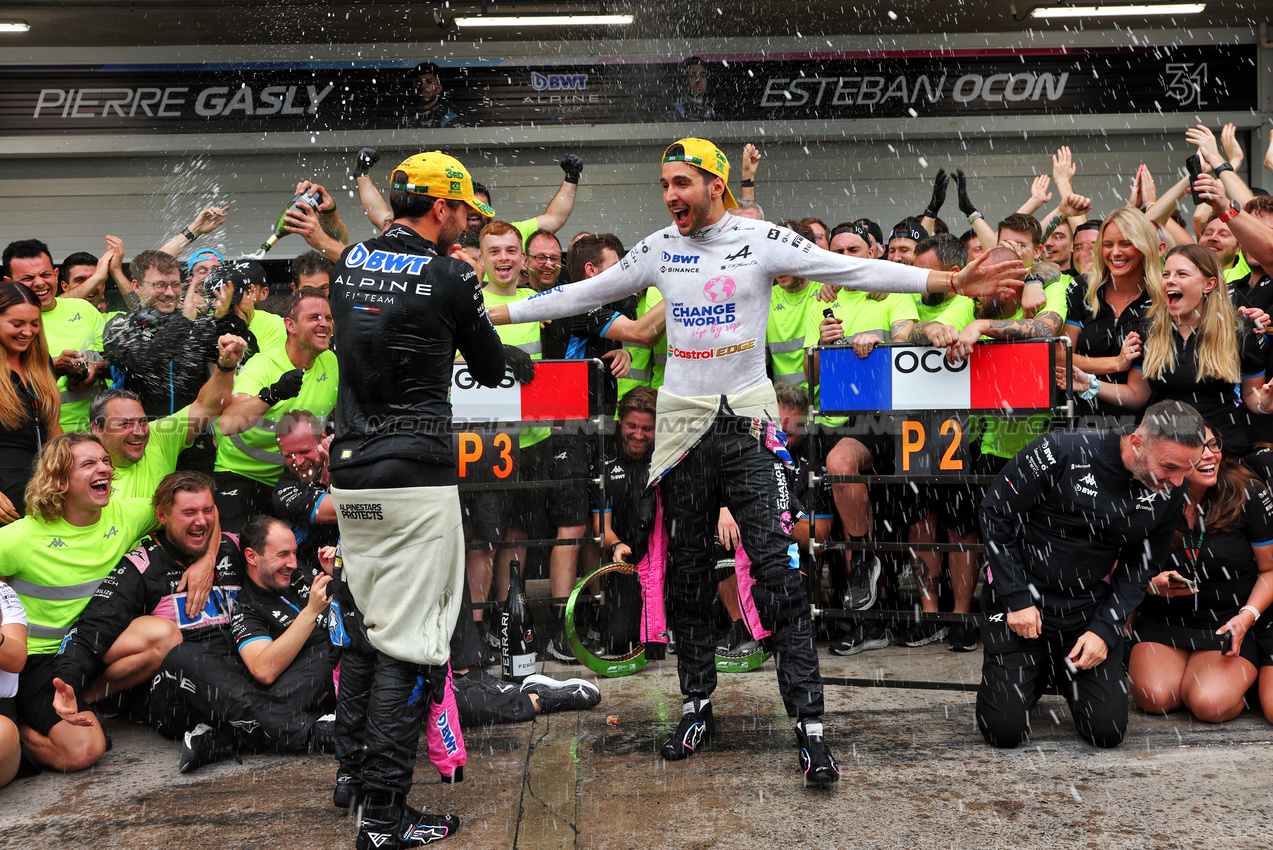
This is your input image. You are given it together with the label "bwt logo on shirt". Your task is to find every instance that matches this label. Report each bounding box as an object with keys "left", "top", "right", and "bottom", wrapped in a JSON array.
[
  {"left": 345, "top": 243, "right": 433, "bottom": 274},
  {"left": 662, "top": 252, "right": 700, "bottom": 265}
]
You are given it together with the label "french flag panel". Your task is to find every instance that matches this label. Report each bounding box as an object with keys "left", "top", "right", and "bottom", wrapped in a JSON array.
[
  {"left": 451, "top": 361, "right": 592, "bottom": 423},
  {"left": 819, "top": 343, "right": 1052, "bottom": 413},
  {"left": 968, "top": 342, "right": 1052, "bottom": 410}
]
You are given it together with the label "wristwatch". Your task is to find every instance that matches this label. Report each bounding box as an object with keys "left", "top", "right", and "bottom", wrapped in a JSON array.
[
  {"left": 1213, "top": 162, "right": 1235, "bottom": 177},
  {"left": 1218, "top": 200, "right": 1240, "bottom": 223}
]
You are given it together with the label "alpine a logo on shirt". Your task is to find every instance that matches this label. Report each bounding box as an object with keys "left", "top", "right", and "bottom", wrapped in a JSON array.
[
  {"left": 345, "top": 242, "right": 434, "bottom": 275},
  {"left": 1135, "top": 490, "right": 1165, "bottom": 510},
  {"left": 669, "top": 339, "right": 756, "bottom": 360}
]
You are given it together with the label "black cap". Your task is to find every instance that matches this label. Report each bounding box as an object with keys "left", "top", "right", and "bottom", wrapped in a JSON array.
[
  {"left": 852, "top": 218, "right": 885, "bottom": 247},
  {"left": 229, "top": 258, "right": 268, "bottom": 292}
]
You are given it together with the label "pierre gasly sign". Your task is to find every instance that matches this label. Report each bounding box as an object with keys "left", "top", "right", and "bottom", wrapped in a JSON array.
[{"left": 0, "top": 44, "right": 1252, "bottom": 136}]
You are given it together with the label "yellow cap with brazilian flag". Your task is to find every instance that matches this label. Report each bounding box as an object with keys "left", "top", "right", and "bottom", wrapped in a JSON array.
[
  {"left": 391, "top": 151, "right": 495, "bottom": 218},
  {"left": 662, "top": 138, "right": 737, "bottom": 209}
]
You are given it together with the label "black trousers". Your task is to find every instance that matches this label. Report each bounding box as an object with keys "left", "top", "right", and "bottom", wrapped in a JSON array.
[
  {"left": 660, "top": 411, "right": 823, "bottom": 720},
  {"left": 155, "top": 638, "right": 333, "bottom": 751},
  {"left": 213, "top": 471, "right": 274, "bottom": 534},
  {"left": 333, "top": 580, "right": 442, "bottom": 795},
  {"left": 976, "top": 614, "right": 1128, "bottom": 749},
  {"left": 453, "top": 671, "right": 536, "bottom": 725}
]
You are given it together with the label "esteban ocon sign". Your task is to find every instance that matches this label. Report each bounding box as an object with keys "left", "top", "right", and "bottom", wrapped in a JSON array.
[{"left": 0, "top": 44, "right": 1253, "bottom": 136}]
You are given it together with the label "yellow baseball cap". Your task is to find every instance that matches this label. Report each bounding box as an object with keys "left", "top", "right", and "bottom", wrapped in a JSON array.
[
  {"left": 662, "top": 138, "right": 737, "bottom": 209},
  {"left": 390, "top": 151, "right": 495, "bottom": 218}
]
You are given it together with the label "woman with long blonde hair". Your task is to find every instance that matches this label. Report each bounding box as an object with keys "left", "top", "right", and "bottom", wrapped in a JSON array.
[
  {"left": 0, "top": 281, "right": 61, "bottom": 523},
  {"left": 1062, "top": 207, "right": 1163, "bottom": 426},
  {"left": 1067, "top": 244, "right": 1273, "bottom": 455}
]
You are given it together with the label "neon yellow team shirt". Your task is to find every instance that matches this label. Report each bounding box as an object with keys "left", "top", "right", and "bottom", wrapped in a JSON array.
[
  {"left": 1225, "top": 252, "right": 1251, "bottom": 284},
  {"left": 935, "top": 279, "right": 1068, "bottom": 459},
  {"left": 482, "top": 287, "right": 548, "bottom": 449},
  {"left": 767, "top": 281, "right": 823, "bottom": 390},
  {"left": 249, "top": 310, "right": 288, "bottom": 354},
  {"left": 214, "top": 347, "right": 339, "bottom": 484},
  {"left": 915, "top": 293, "right": 972, "bottom": 323},
  {"left": 42, "top": 297, "right": 106, "bottom": 433},
  {"left": 514, "top": 218, "right": 539, "bottom": 249},
  {"left": 805, "top": 290, "right": 908, "bottom": 427},
  {"left": 111, "top": 409, "right": 190, "bottom": 500},
  {"left": 0, "top": 497, "right": 159, "bottom": 654}
]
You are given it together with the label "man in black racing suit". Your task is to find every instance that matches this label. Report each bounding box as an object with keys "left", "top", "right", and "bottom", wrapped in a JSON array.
[
  {"left": 52, "top": 472, "right": 245, "bottom": 734},
  {"left": 327, "top": 151, "right": 523, "bottom": 850},
  {"left": 976, "top": 400, "right": 1205, "bottom": 749}
]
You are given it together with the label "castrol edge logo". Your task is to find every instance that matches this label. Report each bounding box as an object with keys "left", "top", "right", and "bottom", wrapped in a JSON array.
[{"left": 669, "top": 338, "right": 756, "bottom": 360}]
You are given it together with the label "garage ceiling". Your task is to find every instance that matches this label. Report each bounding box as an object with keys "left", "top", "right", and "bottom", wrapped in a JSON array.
[{"left": 0, "top": 0, "right": 1268, "bottom": 47}]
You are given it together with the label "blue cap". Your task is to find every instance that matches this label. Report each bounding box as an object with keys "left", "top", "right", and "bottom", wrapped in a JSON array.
[{"left": 187, "top": 248, "right": 225, "bottom": 275}]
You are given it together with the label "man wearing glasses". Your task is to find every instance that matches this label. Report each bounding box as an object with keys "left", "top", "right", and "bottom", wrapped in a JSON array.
[
  {"left": 103, "top": 250, "right": 250, "bottom": 472},
  {"left": 525, "top": 231, "right": 564, "bottom": 293}
]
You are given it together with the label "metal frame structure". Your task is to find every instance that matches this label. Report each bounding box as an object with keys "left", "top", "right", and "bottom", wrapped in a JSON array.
[{"left": 804, "top": 338, "right": 1074, "bottom": 689}]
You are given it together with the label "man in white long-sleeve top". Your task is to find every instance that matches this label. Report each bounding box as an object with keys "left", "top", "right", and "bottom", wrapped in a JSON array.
[{"left": 486, "top": 138, "right": 1024, "bottom": 785}]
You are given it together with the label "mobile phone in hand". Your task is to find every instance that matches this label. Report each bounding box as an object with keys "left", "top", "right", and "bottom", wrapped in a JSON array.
[
  {"left": 1167, "top": 570, "right": 1198, "bottom": 591},
  {"left": 1186, "top": 154, "right": 1204, "bottom": 204},
  {"left": 1218, "top": 629, "right": 1233, "bottom": 655}
]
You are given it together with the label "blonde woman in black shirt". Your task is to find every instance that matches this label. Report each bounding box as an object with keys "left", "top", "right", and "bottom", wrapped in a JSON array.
[
  {"left": 1071, "top": 244, "right": 1273, "bottom": 456},
  {"left": 1063, "top": 208, "right": 1161, "bottom": 427},
  {"left": 0, "top": 282, "right": 61, "bottom": 523}
]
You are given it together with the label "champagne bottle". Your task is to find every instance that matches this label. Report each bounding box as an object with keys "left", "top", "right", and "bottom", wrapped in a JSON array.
[
  {"left": 823, "top": 308, "right": 851, "bottom": 346},
  {"left": 500, "top": 557, "right": 537, "bottom": 683},
  {"left": 259, "top": 189, "right": 321, "bottom": 254}
]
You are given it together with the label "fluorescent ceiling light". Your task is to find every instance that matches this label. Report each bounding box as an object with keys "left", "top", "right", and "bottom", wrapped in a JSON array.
[
  {"left": 454, "top": 14, "right": 634, "bottom": 27},
  {"left": 1031, "top": 3, "right": 1205, "bottom": 17},
  {"left": 0, "top": 20, "right": 31, "bottom": 32}
]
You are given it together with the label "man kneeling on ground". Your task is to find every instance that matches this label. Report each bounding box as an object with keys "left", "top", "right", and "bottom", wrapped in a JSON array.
[{"left": 976, "top": 400, "right": 1205, "bottom": 748}]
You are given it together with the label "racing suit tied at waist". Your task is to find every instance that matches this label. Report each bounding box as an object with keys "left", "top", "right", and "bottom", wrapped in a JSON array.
[
  {"left": 650, "top": 380, "right": 787, "bottom": 486},
  {"left": 330, "top": 485, "right": 464, "bottom": 666}
]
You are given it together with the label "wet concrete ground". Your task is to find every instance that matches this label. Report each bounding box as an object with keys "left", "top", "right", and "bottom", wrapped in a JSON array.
[{"left": 3, "top": 642, "right": 1272, "bottom": 849}]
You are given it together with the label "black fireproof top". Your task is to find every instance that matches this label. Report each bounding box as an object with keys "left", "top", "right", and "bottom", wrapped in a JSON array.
[
  {"left": 328, "top": 223, "right": 506, "bottom": 485},
  {"left": 980, "top": 428, "right": 1186, "bottom": 647}
]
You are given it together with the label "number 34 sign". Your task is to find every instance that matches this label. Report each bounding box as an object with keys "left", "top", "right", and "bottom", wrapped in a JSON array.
[{"left": 896, "top": 414, "right": 970, "bottom": 474}]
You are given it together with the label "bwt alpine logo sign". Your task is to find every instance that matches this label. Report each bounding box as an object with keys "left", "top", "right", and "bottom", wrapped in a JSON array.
[
  {"left": 531, "top": 72, "right": 588, "bottom": 92},
  {"left": 662, "top": 252, "right": 700, "bottom": 265},
  {"left": 344, "top": 243, "right": 433, "bottom": 274}
]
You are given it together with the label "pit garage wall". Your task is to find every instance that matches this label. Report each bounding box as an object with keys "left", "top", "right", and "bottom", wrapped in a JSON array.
[{"left": 0, "top": 28, "right": 1268, "bottom": 262}]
